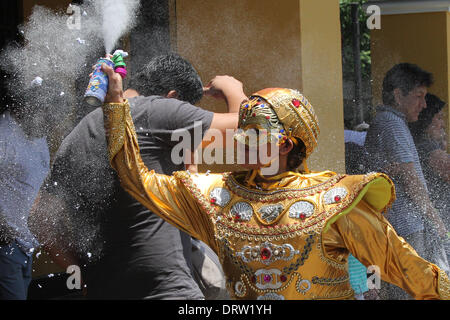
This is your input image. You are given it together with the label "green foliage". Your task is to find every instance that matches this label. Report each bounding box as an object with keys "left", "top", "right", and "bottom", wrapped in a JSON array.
[{"left": 340, "top": 0, "right": 371, "bottom": 80}]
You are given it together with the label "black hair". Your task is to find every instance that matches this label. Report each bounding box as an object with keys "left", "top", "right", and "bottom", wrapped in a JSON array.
[
  {"left": 409, "top": 93, "right": 446, "bottom": 137},
  {"left": 287, "top": 138, "right": 307, "bottom": 171},
  {"left": 128, "top": 52, "right": 203, "bottom": 105},
  {"left": 382, "top": 63, "right": 433, "bottom": 106}
]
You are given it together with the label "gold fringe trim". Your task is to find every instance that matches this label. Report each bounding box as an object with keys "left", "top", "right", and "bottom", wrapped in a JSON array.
[{"left": 438, "top": 269, "right": 450, "bottom": 300}]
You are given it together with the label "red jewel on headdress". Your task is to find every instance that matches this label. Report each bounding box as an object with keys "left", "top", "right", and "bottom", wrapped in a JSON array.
[
  {"left": 292, "top": 99, "right": 301, "bottom": 108},
  {"left": 334, "top": 195, "right": 341, "bottom": 202},
  {"left": 299, "top": 213, "right": 306, "bottom": 220},
  {"left": 280, "top": 275, "right": 287, "bottom": 282},
  {"left": 252, "top": 113, "right": 256, "bottom": 117},
  {"left": 265, "top": 116, "right": 270, "bottom": 119},
  {"left": 260, "top": 248, "right": 271, "bottom": 260},
  {"left": 210, "top": 197, "right": 217, "bottom": 204}
]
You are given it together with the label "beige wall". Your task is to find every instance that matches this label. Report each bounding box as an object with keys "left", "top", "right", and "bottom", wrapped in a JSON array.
[
  {"left": 371, "top": 12, "right": 450, "bottom": 149},
  {"left": 298, "top": 0, "right": 345, "bottom": 171},
  {"left": 174, "top": 0, "right": 345, "bottom": 172}
]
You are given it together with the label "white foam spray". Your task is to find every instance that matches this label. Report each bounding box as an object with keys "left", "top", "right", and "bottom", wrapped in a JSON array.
[
  {"left": 97, "top": 0, "right": 141, "bottom": 54},
  {"left": 0, "top": 0, "right": 140, "bottom": 262}
]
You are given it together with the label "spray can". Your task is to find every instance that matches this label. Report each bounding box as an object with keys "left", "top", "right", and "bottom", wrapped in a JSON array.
[{"left": 84, "top": 50, "right": 128, "bottom": 107}]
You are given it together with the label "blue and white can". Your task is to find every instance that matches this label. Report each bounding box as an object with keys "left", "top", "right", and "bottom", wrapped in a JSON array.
[{"left": 84, "top": 58, "right": 115, "bottom": 107}]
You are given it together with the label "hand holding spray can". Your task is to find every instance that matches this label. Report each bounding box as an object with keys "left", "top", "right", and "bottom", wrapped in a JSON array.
[{"left": 84, "top": 50, "right": 128, "bottom": 107}]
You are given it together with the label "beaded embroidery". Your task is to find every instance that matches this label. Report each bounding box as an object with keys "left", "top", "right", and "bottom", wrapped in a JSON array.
[
  {"left": 438, "top": 269, "right": 450, "bottom": 300},
  {"left": 234, "top": 280, "right": 247, "bottom": 298},
  {"left": 225, "top": 172, "right": 344, "bottom": 203},
  {"left": 316, "top": 238, "right": 348, "bottom": 271},
  {"left": 220, "top": 235, "right": 315, "bottom": 288},
  {"left": 311, "top": 275, "right": 350, "bottom": 286},
  {"left": 104, "top": 102, "right": 129, "bottom": 162},
  {"left": 295, "top": 278, "right": 312, "bottom": 294},
  {"left": 257, "top": 293, "right": 285, "bottom": 300},
  {"left": 213, "top": 172, "right": 391, "bottom": 242},
  {"left": 254, "top": 269, "right": 284, "bottom": 290},
  {"left": 310, "top": 289, "right": 354, "bottom": 300},
  {"left": 281, "top": 233, "right": 315, "bottom": 275},
  {"left": 236, "top": 242, "right": 300, "bottom": 265}
]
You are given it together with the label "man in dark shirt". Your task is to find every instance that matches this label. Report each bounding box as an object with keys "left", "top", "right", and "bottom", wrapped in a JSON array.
[{"left": 31, "top": 53, "right": 245, "bottom": 299}]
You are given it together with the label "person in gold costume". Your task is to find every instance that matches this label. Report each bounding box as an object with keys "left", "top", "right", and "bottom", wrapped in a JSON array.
[{"left": 99, "top": 63, "right": 450, "bottom": 300}]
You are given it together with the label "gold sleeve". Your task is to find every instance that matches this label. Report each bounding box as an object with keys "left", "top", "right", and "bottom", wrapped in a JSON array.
[
  {"left": 323, "top": 199, "right": 450, "bottom": 300},
  {"left": 102, "top": 100, "right": 217, "bottom": 250}
]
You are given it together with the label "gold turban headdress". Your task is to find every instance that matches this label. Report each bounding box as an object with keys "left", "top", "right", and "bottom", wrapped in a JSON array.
[{"left": 234, "top": 88, "right": 320, "bottom": 159}]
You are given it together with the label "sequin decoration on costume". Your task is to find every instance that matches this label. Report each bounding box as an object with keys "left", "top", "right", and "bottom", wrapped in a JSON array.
[
  {"left": 258, "top": 204, "right": 284, "bottom": 223},
  {"left": 251, "top": 88, "right": 320, "bottom": 158},
  {"left": 230, "top": 202, "right": 254, "bottom": 221},
  {"left": 209, "top": 187, "right": 231, "bottom": 207},
  {"left": 323, "top": 187, "right": 348, "bottom": 205},
  {"left": 225, "top": 171, "right": 343, "bottom": 203},
  {"left": 289, "top": 201, "right": 315, "bottom": 220},
  {"left": 257, "top": 292, "right": 285, "bottom": 300},
  {"left": 253, "top": 269, "right": 284, "bottom": 290},
  {"left": 220, "top": 235, "right": 315, "bottom": 289},
  {"left": 237, "top": 242, "right": 300, "bottom": 265},
  {"left": 235, "top": 96, "right": 285, "bottom": 147}
]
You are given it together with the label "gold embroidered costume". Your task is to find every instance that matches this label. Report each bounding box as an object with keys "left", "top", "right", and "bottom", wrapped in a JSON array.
[{"left": 102, "top": 88, "right": 450, "bottom": 300}]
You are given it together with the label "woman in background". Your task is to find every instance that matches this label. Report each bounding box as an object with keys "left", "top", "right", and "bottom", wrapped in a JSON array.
[{"left": 410, "top": 93, "right": 450, "bottom": 263}]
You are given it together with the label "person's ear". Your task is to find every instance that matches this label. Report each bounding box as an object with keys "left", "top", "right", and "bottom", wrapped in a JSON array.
[
  {"left": 279, "top": 139, "right": 294, "bottom": 156},
  {"left": 393, "top": 88, "right": 403, "bottom": 106},
  {"left": 166, "top": 90, "right": 179, "bottom": 99}
]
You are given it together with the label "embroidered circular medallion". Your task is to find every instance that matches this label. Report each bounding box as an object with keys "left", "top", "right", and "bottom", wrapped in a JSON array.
[
  {"left": 230, "top": 202, "right": 254, "bottom": 221},
  {"left": 209, "top": 188, "right": 231, "bottom": 207},
  {"left": 323, "top": 187, "right": 348, "bottom": 205},
  {"left": 254, "top": 269, "right": 283, "bottom": 289},
  {"left": 289, "top": 201, "right": 315, "bottom": 219},
  {"left": 296, "top": 279, "right": 311, "bottom": 294}
]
